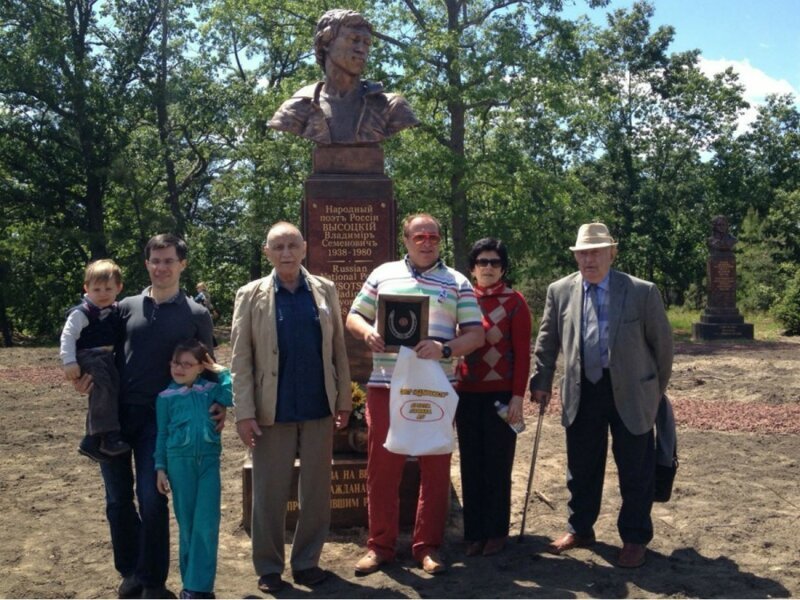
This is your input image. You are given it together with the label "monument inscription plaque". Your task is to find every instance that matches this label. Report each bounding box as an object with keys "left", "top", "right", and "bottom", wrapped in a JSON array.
[
  {"left": 305, "top": 197, "right": 393, "bottom": 322},
  {"left": 707, "top": 257, "right": 736, "bottom": 308},
  {"left": 242, "top": 456, "right": 421, "bottom": 532},
  {"left": 302, "top": 147, "right": 397, "bottom": 383}
]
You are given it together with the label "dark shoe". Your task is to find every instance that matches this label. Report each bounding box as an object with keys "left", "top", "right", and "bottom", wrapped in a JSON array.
[
  {"left": 354, "top": 550, "right": 388, "bottom": 576},
  {"left": 546, "top": 532, "right": 596, "bottom": 555},
  {"left": 118, "top": 574, "right": 142, "bottom": 598},
  {"left": 483, "top": 535, "right": 507, "bottom": 556},
  {"left": 101, "top": 432, "right": 131, "bottom": 457},
  {"left": 179, "top": 590, "right": 214, "bottom": 599},
  {"left": 78, "top": 435, "right": 111, "bottom": 464},
  {"left": 617, "top": 542, "right": 647, "bottom": 568},
  {"left": 257, "top": 573, "right": 284, "bottom": 594},
  {"left": 141, "top": 586, "right": 175, "bottom": 599},
  {"left": 465, "top": 541, "right": 485, "bottom": 557},
  {"left": 292, "top": 566, "right": 328, "bottom": 587},
  {"left": 421, "top": 551, "right": 447, "bottom": 575}
]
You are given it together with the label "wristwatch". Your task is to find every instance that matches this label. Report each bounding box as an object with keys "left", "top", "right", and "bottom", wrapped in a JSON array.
[{"left": 441, "top": 343, "right": 452, "bottom": 359}]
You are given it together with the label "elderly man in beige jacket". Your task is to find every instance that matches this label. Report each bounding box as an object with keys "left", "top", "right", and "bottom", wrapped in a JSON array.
[{"left": 230, "top": 222, "right": 351, "bottom": 594}]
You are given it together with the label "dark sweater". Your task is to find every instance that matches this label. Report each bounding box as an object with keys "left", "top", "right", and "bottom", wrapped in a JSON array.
[
  {"left": 67, "top": 299, "right": 123, "bottom": 351},
  {"left": 117, "top": 289, "right": 213, "bottom": 406}
]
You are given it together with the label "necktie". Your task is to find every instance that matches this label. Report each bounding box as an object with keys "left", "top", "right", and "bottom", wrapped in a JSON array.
[{"left": 583, "top": 284, "right": 603, "bottom": 383}]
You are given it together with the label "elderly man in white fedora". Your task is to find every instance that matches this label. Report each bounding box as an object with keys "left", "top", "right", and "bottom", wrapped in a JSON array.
[{"left": 529, "top": 222, "right": 673, "bottom": 568}]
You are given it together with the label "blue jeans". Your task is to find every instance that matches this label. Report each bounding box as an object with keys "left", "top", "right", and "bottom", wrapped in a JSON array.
[{"left": 100, "top": 404, "right": 169, "bottom": 587}]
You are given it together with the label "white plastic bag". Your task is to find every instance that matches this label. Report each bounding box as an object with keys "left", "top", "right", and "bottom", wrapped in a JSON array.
[{"left": 384, "top": 346, "right": 459, "bottom": 456}]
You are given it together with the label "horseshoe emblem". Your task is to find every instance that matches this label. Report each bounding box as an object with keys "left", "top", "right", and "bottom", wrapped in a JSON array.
[{"left": 388, "top": 308, "right": 418, "bottom": 340}]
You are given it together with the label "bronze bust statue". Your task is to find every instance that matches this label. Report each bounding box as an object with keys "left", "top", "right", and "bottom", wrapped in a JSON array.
[
  {"left": 707, "top": 215, "right": 737, "bottom": 252},
  {"left": 268, "top": 9, "right": 419, "bottom": 145}
]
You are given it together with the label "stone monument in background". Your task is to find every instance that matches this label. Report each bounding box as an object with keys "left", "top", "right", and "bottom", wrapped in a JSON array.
[
  {"left": 242, "top": 9, "right": 421, "bottom": 531},
  {"left": 692, "top": 215, "right": 754, "bottom": 341}
]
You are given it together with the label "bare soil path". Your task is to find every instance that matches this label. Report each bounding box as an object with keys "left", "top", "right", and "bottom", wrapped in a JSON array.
[{"left": 1, "top": 338, "right": 798, "bottom": 598}]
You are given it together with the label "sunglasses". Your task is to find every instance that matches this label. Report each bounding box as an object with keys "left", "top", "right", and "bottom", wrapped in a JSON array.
[
  {"left": 475, "top": 258, "right": 503, "bottom": 268},
  {"left": 410, "top": 233, "right": 441, "bottom": 246}
]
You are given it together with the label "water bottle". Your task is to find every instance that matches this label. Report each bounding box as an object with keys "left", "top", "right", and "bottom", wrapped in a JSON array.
[{"left": 494, "top": 401, "right": 526, "bottom": 434}]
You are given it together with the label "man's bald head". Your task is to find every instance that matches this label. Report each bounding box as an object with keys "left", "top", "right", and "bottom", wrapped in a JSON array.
[
  {"left": 265, "top": 221, "right": 304, "bottom": 248},
  {"left": 263, "top": 222, "right": 307, "bottom": 286}
]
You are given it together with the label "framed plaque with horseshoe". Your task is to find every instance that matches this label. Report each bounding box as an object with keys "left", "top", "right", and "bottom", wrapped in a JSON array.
[{"left": 377, "top": 294, "right": 429, "bottom": 352}]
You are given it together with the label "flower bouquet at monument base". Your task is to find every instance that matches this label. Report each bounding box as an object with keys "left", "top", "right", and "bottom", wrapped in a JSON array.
[
  {"left": 350, "top": 381, "right": 367, "bottom": 424},
  {"left": 333, "top": 382, "right": 368, "bottom": 454}
]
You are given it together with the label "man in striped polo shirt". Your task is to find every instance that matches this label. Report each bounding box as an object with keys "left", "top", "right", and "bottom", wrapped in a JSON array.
[{"left": 347, "top": 213, "right": 484, "bottom": 576}]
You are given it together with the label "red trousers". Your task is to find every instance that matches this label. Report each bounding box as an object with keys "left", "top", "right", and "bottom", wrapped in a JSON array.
[{"left": 365, "top": 387, "right": 452, "bottom": 561}]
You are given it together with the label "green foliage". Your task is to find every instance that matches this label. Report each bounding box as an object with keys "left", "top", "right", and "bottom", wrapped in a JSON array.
[
  {"left": 566, "top": 1, "right": 746, "bottom": 299},
  {"left": 513, "top": 277, "right": 551, "bottom": 338},
  {"left": 737, "top": 188, "right": 800, "bottom": 316},
  {"left": 0, "top": 0, "right": 798, "bottom": 344},
  {"left": 363, "top": 0, "right": 598, "bottom": 274},
  {"left": 773, "top": 270, "right": 800, "bottom": 336},
  {"left": 737, "top": 208, "right": 783, "bottom": 312}
]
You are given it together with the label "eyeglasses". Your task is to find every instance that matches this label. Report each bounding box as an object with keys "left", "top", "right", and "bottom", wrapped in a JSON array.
[
  {"left": 148, "top": 258, "right": 180, "bottom": 267},
  {"left": 475, "top": 258, "right": 503, "bottom": 268},
  {"left": 410, "top": 233, "right": 441, "bottom": 246},
  {"left": 171, "top": 360, "right": 200, "bottom": 369}
]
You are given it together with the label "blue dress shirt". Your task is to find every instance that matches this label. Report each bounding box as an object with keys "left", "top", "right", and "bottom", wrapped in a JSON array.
[{"left": 274, "top": 276, "right": 330, "bottom": 422}]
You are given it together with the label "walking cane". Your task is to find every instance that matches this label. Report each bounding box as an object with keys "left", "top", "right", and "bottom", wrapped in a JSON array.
[{"left": 518, "top": 400, "right": 547, "bottom": 542}]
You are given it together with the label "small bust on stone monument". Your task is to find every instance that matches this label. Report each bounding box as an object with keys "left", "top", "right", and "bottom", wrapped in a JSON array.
[
  {"left": 692, "top": 214, "right": 754, "bottom": 340},
  {"left": 268, "top": 9, "right": 419, "bottom": 145},
  {"left": 707, "top": 215, "right": 737, "bottom": 253}
]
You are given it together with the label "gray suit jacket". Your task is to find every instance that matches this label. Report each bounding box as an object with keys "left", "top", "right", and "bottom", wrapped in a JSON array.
[{"left": 530, "top": 270, "right": 673, "bottom": 435}]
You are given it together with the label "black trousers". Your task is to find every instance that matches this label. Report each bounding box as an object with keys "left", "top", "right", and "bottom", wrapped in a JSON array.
[
  {"left": 565, "top": 371, "right": 655, "bottom": 544},
  {"left": 455, "top": 391, "right": 517, "bottom": 541},
  {"left": 77, "top": 349, "right": 120, "bottom": 436}
]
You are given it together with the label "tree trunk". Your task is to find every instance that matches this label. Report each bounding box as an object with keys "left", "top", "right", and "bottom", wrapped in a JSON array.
[
  {"left": 85, "top": 177, "right": 109, "bottom": 260},
  {"left": 0, "top": 262, "right": 12, "bottom": 346},
  {"left": 68, "top": 1, "right": 109, "bottom": 260},
  {"left": 449, "top": 101, "right": 469, "bottom": 275},
  {"left": 249, "top": 241, "right": 263, "bottom": 281},
  {"left": 156, "top": 0, "right": 185, "bottom": 237},
  {"left": 446, "top": 0, "right": 469, "bottom": 275}
]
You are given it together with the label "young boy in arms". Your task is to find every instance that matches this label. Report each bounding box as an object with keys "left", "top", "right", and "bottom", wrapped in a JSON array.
[{"left": 60, "top": 259, "right": 130, "bottom": 462}]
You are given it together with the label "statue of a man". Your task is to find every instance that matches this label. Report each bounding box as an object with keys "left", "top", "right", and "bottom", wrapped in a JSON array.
[
  {"left": 268, "top": 9, "right": 419, "bottom": 145},
  {"left": 707, "top": 215, "right": 737, "bottom": 252}
]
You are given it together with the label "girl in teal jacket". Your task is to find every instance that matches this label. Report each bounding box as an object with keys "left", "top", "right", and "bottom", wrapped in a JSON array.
[{"left": 155, "top": 339, "right": 232, "bottom": 599}]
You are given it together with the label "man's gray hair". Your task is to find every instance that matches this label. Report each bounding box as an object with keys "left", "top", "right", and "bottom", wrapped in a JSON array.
[
  {"left": 264, "top": 221, "right": 303, "bottom": 247},
  {"left": 314, "top": 9, "right": 373, "bottom": 70}
]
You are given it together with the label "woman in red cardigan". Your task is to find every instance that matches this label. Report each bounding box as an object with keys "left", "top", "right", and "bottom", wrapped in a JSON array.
[{"left": 456, "top": 238, "right": 532, "bottom": 556}]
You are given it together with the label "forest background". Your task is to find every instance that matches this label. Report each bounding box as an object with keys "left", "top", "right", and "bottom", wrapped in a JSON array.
[{"left": 2, "top": 0, "right": 799, "bottom": 345}]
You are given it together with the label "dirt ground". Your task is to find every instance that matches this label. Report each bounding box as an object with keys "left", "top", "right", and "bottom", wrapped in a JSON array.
[{"left": 1, "top": 336, "right": 799, "bottom": 599}]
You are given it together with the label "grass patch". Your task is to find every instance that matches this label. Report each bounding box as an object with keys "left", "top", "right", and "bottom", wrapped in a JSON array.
[
  {"left": 667, "top": 306, "right": 700, "bottom": 342},
  {"left": 667, "top": 307, "right": 786, "bottom": 342},
  {"left": 747, "top": 312, "right": 785, "bottom": 341}
]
